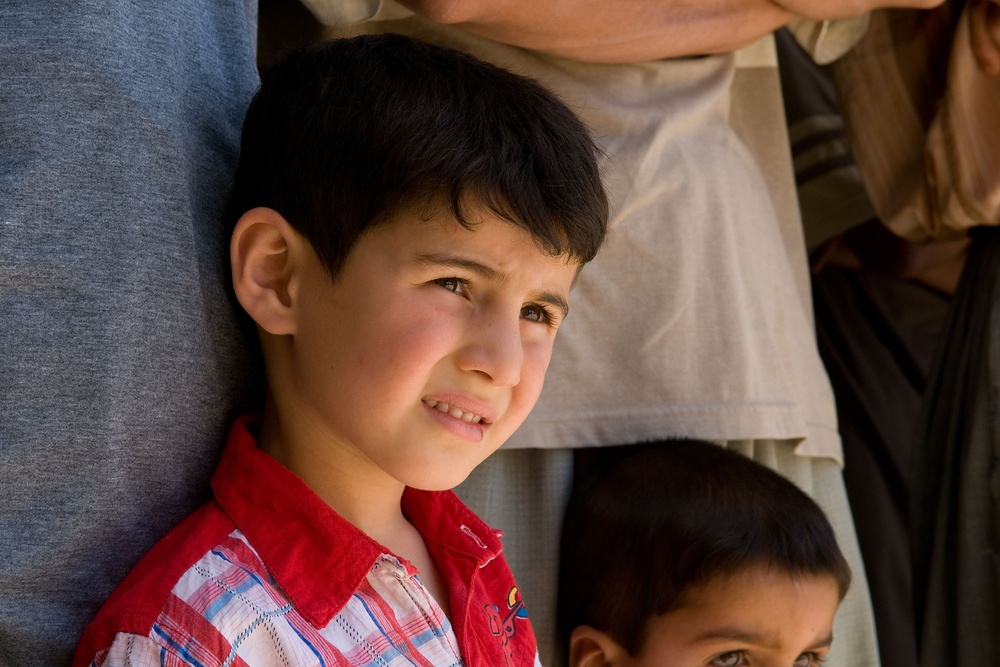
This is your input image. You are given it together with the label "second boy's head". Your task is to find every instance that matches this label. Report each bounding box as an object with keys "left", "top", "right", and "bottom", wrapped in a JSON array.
[
  {"left": 227, "top": 34, "right": 608, "bottom": 493},
  {"left": 559, "top": 442, "right": 851, "bottom": 667}
]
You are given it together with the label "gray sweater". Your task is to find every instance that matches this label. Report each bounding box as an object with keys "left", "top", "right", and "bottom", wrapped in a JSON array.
[{"left": 0, "top": 3, "right": 262, "bottom": 664}]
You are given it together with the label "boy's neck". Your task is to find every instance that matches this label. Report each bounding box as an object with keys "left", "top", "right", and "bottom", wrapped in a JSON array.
[
  {"left": 255, "top": 399, "right": 452, "bottom": 616},
  {"left": 257, "top": 401, "right": 409, "bottom": 540}
]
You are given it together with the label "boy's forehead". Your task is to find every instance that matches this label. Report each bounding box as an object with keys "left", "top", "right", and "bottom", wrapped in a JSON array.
[
  {"left": 650, "top": 567, "right": 839, "bottom": 639},
  {"left": 375, "top": 200, "right": 580, "bottom": 269},
  {"left": 626, "top": 567, "right": 839, "bottom": 667},
  {"left": 674, "top": 566, "right": 840, "bottom": 607}
]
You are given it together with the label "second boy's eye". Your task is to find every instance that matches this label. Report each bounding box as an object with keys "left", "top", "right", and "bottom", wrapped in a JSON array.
[
  {"left": 434, "top": 277, "right": 467, "bottom": 295},
  {"left": 710, "top": 652, "right": 746, "bottom": 667}
]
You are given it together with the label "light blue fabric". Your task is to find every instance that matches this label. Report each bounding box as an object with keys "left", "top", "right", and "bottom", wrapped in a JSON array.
[{"left": 0, "top": 2, "right": 262, "bottom": 664}]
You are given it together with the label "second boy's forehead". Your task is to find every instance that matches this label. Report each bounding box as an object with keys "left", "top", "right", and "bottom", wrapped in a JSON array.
[{"left": 636, "top": 568, "right": 840, "bottom": 666}]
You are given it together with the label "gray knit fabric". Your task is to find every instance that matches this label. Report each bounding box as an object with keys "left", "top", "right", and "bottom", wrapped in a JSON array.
[{"left": 0, "top": 3, "right": 262, "bottom": 664}]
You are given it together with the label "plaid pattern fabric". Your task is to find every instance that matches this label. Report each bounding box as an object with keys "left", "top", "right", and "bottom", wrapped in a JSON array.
[
  {"left": 91, "top": 530, "right": 462, "bottom": 667},
  {"left": 75, "top": 417, "right": 540, "bottom": 667}
]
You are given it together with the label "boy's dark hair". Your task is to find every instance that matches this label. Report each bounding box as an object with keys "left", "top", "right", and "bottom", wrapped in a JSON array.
[
  {"left": 558, "top": 440, "right": 852, "bottom": 657},
  {"left": 227, "top": 32, "right": 608, "bottom": 278}
]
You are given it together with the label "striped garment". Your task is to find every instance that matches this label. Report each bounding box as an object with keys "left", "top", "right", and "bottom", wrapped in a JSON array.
[
  {"left": 74, "top": 416, "right": 541, "bottom": 667},
  {"left": 829, "top": 5, "right": 1000, "bottom": 243}
]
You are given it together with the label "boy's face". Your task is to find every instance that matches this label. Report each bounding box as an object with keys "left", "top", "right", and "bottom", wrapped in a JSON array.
[
  {"left": 279, "top": 201, "right": 579, "bottom": 492},
  {"left": 625, "top": 567, "right": 840, "bottom": 667}
]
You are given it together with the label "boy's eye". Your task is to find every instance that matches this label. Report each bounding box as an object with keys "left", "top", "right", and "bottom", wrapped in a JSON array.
[
  {"left": 793, "top": 653, "right": 822, "bottom": 667},
  {"left": 710, "top": 651, "right": 745, "bottom": 667},
  {"left": 520, "top": 304, "right": 551, "bottom": 324},
  {"left": 434, "top": 277, "right": 467, "bottom": 294}
]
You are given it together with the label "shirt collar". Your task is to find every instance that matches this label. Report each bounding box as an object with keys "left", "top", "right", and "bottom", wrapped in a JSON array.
[
  {"left": 212, "top": 416, "right": 503, "bottom": 628},
  {"left": 403, "top": 486, "right": 504, "bottom": 570}
]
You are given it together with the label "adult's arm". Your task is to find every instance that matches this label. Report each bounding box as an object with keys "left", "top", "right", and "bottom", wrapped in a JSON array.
[{"left": 398, "top": 0, "right": 944, "bottom": 62}]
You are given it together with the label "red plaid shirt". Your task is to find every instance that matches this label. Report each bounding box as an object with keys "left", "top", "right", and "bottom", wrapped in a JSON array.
[{"left": 74, "top": 416, "right": 540, "bottom": 667}]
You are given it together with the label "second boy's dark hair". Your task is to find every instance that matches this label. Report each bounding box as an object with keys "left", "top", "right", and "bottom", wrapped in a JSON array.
[
  {"left": 227, "top": 32, "right": 609, "bottom": 277},
  {"left": 558, "top": 440, "right": 852, "bottom": 656}
]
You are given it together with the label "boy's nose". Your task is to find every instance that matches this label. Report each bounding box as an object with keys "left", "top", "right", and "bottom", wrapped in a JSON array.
[{"left": 457, "top": 313, "right": 523, "bottom": 387}]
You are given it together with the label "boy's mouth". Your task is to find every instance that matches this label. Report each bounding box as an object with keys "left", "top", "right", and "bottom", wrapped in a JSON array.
[{"left": 422, "top": 399, "right": 484, "bottom": 424}]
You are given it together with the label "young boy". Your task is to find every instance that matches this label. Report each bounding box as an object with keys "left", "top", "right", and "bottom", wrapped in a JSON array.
[
  {"left": 558, "top": 441, "right": 852, "bottom": 667},
  {"left": 74, "top": 33, "right": 608, "bottom": 667}
]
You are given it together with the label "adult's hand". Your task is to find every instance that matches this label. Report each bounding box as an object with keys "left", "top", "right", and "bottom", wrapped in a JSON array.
[{"left": 969, "top": 0, "right": 1000, "bottom": 74}]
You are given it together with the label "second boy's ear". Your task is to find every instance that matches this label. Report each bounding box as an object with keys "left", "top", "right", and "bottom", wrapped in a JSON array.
[
  {"left": 231, "top": 207, "right": 304, "bottom": 336},
  {"left": 568, "top": 626, "right": 630, "bottom": 667}
]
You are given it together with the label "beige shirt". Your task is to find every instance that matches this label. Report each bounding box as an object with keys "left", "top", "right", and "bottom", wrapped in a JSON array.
[{"left": 306, "top": 1, "right": 866, "bottom": 463}]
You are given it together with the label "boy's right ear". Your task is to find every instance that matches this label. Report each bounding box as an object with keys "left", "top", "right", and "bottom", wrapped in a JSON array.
[
  {"left": 568, "top": 626, "right": 631, "bottom": 667},
  {"left": 230, "top": 207, "right": 303, "bottom": 336}
]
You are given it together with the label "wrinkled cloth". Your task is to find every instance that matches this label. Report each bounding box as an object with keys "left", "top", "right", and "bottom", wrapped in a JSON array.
[
  {"left": 910, "top": 227, "right": 1000, "bottom": 667},
  {"left": 831, "top": 5, "right": 1000, "bottom": 242}
]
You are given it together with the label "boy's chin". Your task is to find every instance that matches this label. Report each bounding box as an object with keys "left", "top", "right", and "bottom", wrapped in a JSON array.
[
  {"left": 407, "top": 471, "right": 474, "bottom": 493},
  {"left": 394, "top": 459, "right": 477, "bottom": 493},
  {"left": 393, "top": 442, "right": 506, "bottom": 492}
]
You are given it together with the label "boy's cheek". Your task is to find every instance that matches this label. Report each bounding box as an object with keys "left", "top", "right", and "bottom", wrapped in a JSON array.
[
  {"left": 520, "top": 346, "right": 556, "bottom": 397},
  {"left": 527, "top": 334, "right": 558, "bottom": 369}
]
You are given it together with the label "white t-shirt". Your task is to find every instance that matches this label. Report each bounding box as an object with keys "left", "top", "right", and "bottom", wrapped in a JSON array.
[{"left": 306, "top": 1, "right": 868, "bottom": 463}]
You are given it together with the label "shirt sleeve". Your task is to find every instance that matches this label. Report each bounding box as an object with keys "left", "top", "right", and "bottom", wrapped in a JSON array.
[
  {"left": 787, "top": 15, "right": 870, "bottom": 64},
  {"left": 298, "top": 0, "right": 381, "bottom": 25}
]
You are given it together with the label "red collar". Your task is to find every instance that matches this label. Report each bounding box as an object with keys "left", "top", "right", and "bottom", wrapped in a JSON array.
[{"left": 213, "top": 416, "right": 504, "bottom": 628}]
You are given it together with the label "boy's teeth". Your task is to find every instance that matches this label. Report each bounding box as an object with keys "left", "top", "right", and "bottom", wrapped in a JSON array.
[{"left": 423, "top": 399, "right": 483, "bottom": 424}]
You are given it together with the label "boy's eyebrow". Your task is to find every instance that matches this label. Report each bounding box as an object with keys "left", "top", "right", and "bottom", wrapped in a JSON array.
[
  {"left": 806, "top": 634, "right": 834, "bottom": 651},
  {"left": 415, "top": 252, "right": 570, "bottom": 318},
  {"left": 692, "top": 629, "right": 834, "bottom": 652}
]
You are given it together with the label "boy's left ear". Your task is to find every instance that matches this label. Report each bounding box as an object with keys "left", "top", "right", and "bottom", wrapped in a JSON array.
[
  {"left": 568, "top": 626, "right": 630, "bottom": 667},
  {"left": 230, "top": 207, "right": 304, "bottom": 336}
]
